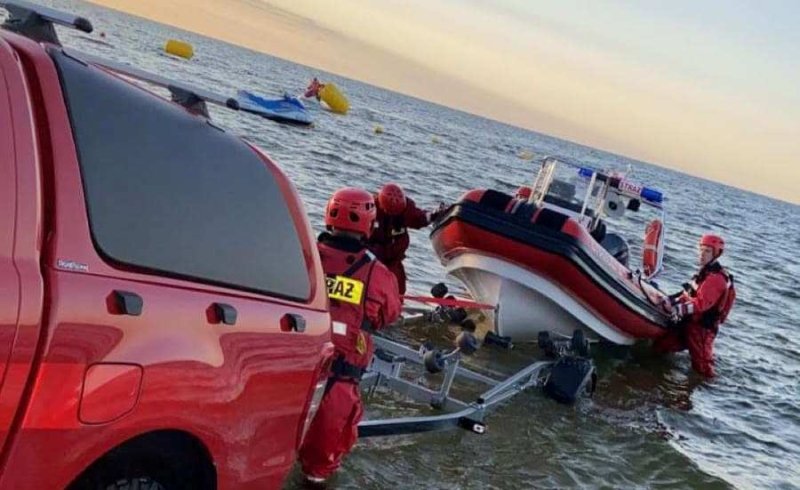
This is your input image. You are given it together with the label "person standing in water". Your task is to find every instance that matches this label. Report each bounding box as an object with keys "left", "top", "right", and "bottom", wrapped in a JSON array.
[
  {"left": 653, "top": 234, "right": 736, "bottom": 378},
  {"left": 299, "top": 188, "right": 401, "bottom": 483}
]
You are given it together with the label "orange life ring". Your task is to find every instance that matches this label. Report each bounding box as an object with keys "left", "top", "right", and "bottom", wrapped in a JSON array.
[{"left": 643, "top": 219, "right": 663, "bottom": 276}]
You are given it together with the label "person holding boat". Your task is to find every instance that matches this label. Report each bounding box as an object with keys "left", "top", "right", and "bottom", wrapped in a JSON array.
[
  {"left": 369, "top": 183, "right": 444, "bottom": 296},
  {"left": 653, "top": 234, "right": 736, "bottom": 378},
  {"left": 299, "top": 188, "right": 401, "bottom": 484}
]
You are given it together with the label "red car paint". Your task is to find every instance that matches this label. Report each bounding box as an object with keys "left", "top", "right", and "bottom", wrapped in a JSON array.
[{"left": 0, "top": 29, "right": 333, "bottom": 490}]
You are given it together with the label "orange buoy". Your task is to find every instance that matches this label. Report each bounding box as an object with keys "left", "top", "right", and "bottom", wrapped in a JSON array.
[{"left": 643, "top": 219, "right": 663, "bottom": 276}]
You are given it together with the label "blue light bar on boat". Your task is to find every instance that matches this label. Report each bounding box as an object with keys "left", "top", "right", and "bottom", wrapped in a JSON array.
[
  {"left": 640, "top": 187, "right": 663, "bottom": 203},
  {"left": 578, "top": 167, "right": 664, "bottom": 203}
]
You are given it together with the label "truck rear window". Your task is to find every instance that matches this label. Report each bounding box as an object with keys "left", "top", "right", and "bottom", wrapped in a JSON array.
[{"left": 51, "top": 49, "right": 310, "bottom": 301}]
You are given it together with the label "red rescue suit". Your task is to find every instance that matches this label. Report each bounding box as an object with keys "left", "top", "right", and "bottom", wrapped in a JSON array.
[
  {"left": 653, "top": 261, "right": 735, "bottom": 378},
  {"left": 299, "top": 233, "right": 401, "bottom": 480},
  {"left": 305, "top": 78, "right": 324, "bottom": 99},
  {"left": 368, "top": 197, "right": 430, "bottom": 295}
]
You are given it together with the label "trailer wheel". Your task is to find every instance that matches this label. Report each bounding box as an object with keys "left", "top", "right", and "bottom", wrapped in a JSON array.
[
  {"left": 460, "top": 318, "right": 477, "bottom": 332},
  {"left": 448, "top": 307, "right": 468, "bottom": 324},
  {"left": 537, "top": 331, "right": 555, "bottom": 356},
  {"left": 431, "top": 282, "right": 448, "bottom": 298},
  {"left": 423, "top": 349, "right": 445, "bottom": 373},
  {"left": 484, "top": 331, "right": 514, "bottom": 350},
  {"left": 456, "top": 332, "right": 479, "bottom": 355},
  {"left": 571, "top": 330, "right": 590, "bottom": 357}
]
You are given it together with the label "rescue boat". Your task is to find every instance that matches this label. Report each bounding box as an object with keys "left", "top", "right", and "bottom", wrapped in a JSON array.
[{"left": 430, "top": 156, "right": 672, "bottom": 345}]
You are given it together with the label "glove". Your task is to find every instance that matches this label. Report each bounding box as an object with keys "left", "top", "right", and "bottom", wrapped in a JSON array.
[
  {"left": 658, "top": 297, "right": 682, "bottom": 325},
  {"left": 429, "top": 203, "right": 447, "bottom": 223},
  {"left": 659, "top": 296, "right": 673, "bottom": 314}
]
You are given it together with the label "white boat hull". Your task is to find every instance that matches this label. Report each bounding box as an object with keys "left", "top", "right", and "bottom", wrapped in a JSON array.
[{"left": 444, "top": 253, "right": 636, "bottom": 345}]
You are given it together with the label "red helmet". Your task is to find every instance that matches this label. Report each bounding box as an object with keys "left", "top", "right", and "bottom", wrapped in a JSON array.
[
  {"left": 515, "top": 186, "right": 532, "bottom": 200},
  {"left": 377, "top": 183, "right": 407, "bottom": 216},
  {"left": 699, "top": 233, "right": 725, "bottom": 257},
  {"left": 325, "top": 188, "right": 376, "bottom": 236}
]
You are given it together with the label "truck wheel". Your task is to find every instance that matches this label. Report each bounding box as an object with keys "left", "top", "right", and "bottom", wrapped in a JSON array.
[
  {"left": 68, "top": 432, "right": 214, "bottom": 490},
  {"left": 101, "top": 477, "right": 167, "bottom": 490},
  {"left": 72, "top": 470, "right": 175, "bottom": 490},
  {"left": 72, "top": 461, "right": 206, "bottom": 490}
]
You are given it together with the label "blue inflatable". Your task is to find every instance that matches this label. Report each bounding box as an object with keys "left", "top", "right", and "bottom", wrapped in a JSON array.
[{"left": 237, "top": 90, "right": 313, "bottom": 126}]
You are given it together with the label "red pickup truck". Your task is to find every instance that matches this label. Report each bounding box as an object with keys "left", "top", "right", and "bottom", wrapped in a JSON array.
[{"left": 0, "top": 3, "right": 333, "bottom": 489}]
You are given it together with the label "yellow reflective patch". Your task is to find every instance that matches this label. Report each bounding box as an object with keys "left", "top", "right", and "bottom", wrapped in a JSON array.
[
  {"left": 356, "top": 332, "right": 367, "bottom": 355},
  {"left": 326, "top": 275, "right": 365, "bottom": 305}
]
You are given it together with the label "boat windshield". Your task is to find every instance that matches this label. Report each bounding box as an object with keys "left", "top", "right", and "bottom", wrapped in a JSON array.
[
  {"left": 529, "top": 157, "right": 606, "bottom": 223},
  {"left": 543, "top": 166, "right": 598, "bottom": 216},
  {"left": 527, "top": 155, "right": 668, "bottom": 279}
]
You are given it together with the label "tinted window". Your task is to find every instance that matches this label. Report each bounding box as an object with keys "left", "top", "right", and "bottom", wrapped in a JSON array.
[{"left": 52, "top": 50, "right": 310, "bottom": 300}]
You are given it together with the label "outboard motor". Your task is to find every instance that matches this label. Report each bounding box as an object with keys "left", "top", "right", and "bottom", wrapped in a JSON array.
[{"left": 600, "top": 232, "right": 630, "bottom": 267}]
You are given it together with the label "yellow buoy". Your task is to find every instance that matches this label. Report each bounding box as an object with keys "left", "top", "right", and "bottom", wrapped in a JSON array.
[
  {"left": 432, "top": 136, "right": 441, "bottom": 144},
  {"left": 518, "top": 150, "right": 534, "bottom": 161},
  {"left": 374, "top": 125, "right": 384, "bottom": 134},
  {"left": 165, "top": 39, "right": 194, "bottom": 60},
  {"left": 319, "top": 83, "right": 349, "bottom": 114}
]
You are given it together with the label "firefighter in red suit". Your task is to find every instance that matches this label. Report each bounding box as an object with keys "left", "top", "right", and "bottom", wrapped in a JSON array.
[
  {"left": 299, "top": 187, "right": 402, "bottom": 483},
  {"left": 369, "top": 183, "right": 442, "bottom": 296},
  {"left": 653, "top": 234, "right": 736, "bottom": 378}
]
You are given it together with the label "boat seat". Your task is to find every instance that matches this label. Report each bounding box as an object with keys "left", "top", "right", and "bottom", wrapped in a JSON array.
[
  {"left": 478, "top": 189, "right": 514, "bottom": 212},
  {"left": 511, "top": 201, "right": 536, "bottom": 222},
  {"left": 600, "top": 232, "right": 630, "bottom": 267},
  {"left": 543, "top": 195, "right": 596, "bottom": 218},
  {"left": 533, "top": 208, "right": 569, "bottom": 230}
]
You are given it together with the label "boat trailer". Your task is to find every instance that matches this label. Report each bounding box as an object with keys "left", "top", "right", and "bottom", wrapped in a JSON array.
[{"left": 357, "top": 316, "right": 597, "bottom": 438}]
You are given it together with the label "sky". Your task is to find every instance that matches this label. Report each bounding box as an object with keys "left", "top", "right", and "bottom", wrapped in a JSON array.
[{"left": 88, "top": 0, "right": 800, "bottom": 204}]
